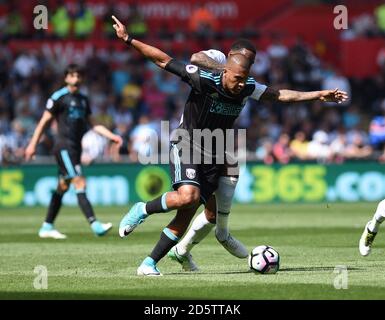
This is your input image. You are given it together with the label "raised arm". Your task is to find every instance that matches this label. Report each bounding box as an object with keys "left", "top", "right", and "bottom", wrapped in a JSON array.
[
  {"left": 25, "top": 110, "right": 53, "bottom": 161},
  {"left": 260, "top": 87, "right": 348, "bottom": 104},
  {"left": 112, "top": 15, "right": 171, "bottom": 69}
]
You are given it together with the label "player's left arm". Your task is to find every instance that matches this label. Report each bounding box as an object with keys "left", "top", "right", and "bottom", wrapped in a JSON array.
[
  {"left": 260, "top": 87, "right": 349, "bottom": 104},
  {"left": 88, "top": 116, "right": 123, "bottom": 147}
]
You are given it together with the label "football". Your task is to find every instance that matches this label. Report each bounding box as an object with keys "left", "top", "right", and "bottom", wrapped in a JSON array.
[{"left": 248, "top": 245, "right": 280, "bottom": 274}]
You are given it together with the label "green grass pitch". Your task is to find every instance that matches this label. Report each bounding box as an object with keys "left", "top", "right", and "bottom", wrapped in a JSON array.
[{"left": 1, "top": 202, "right": 385, "bottom": 300}]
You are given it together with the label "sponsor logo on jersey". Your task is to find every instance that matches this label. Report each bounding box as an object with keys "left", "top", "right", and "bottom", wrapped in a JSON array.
[
  {"left": 69, "top": 106, "right": 86, "bottom": 119},
  {"left": 209, "top": 100, "right": 244, "bottom": 116}
]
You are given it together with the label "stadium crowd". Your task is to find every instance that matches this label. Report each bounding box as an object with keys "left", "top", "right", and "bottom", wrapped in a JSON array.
[{"left": 1, "top": 1, "right": 385, "bottom": 165}]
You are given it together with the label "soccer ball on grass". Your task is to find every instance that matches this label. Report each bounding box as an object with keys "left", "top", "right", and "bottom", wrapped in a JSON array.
[{"left": 248, "top": 245, "right": 280, "bottom": 274}]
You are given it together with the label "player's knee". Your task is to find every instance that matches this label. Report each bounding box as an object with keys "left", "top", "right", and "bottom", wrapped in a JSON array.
[
  {"left": 58, "top": 180, "right": 69, "bottom": 193},
  {"left": 58, "top": 184, "right": 69, "bottom": 193},
  {"left": 205, "top": 196, "right": 217, "bottom": 223},
  {"left": 72, "top": 176, "right": 86, "bottom": 190},
  {"left": 179, "top": 189, "right": 200, "bottom": 207},
  {"left": 204, "top": 208, "right": 216, "bottom": 223}
]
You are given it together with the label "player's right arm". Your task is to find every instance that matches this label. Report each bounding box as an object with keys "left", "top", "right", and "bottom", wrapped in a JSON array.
[
  {"left": 25, "top": 111, "right": 53, "bottom": 161},
  {"left": 112, "top": 15, "right": 204, "bottom": 90},
  {"left": 112, "top": 15, "right": 171, "bottom": 69}
]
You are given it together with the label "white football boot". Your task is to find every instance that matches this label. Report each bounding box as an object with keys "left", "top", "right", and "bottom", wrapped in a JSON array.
[
  {"left": 359, "top": 221, "right": 377, "bottom": 257},
  {"left": 38, "top": 222, "right": 67, "bottom": 239},
  {"left": 216, "top": 233, "right": 248, "bottom": 258}
]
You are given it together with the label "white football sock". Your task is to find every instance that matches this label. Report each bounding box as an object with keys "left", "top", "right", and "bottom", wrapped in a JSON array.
[
  {"left": 369, "top": 199, "right": 385, "bottom": 233},
  {"left": 176, "top": 211, "right": 214, "bottom": 256}
]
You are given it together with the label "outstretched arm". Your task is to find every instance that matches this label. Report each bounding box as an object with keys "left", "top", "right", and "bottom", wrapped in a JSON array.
[
  {"left": 112, "top": 15, "right": 171, "bottom": 69},
  {"left": 260, "top": 87, "right": 349, "bottom": 104}
]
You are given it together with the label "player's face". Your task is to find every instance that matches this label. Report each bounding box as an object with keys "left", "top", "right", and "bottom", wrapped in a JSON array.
[
  {"left": 65, "top": 72, "right": 82, "bottom": 87},
  {"left": 223, "top": 65, "right": 249, "bottom": 95}
]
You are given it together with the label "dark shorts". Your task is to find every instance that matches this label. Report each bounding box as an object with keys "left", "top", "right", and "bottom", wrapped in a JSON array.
[
  {"left": 54, "top": 148, "right": 82, "bottom": 180},
  {"left": 169, "top": 142, "right": 223, "bottom": 204}
]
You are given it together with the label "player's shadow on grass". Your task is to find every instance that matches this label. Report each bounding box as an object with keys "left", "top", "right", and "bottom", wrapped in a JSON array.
[
  {"left": 167, "top": 270, "right": 252, "bottom": 275},
  {"left": 279, "top": 266, "right": 362, "bottom": 272},
  {"left": 168, "top": 266, "right": 363, "bottom": 275}
]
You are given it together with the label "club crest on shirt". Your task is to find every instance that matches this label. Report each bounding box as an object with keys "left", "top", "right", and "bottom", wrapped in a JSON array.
[{"left": 186, "top": 168, "right": 196, "bottom": 179}]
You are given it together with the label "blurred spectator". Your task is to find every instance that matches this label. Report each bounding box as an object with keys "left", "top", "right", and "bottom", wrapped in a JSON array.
[
  {"left": 344, "top": 14, "right": 379, "bottom": 39},
  {"left": 14, "top": 104, "right": 36, "bottom": 136},
  {"left": 13, "top": 51, "right": 39, "bottom": 79},
  {"left": 377, "top": 47, "right": 385, "bottom": 70},
  {"left": 2, "top": 119, "right": 29, "bottom": 163},
  {"left": 369, "top": 106, "right": 385, "bottom": 150},
  {"left": 81, "top": 130, "right": 108, "bottom": 165},
  {"left": 330, "top": 130, "right": 348, "bottom": 163},
  {"left": 251, "top": 49, "right": 270, "bottom": 78},
  {"left": 112, "top": 121, "right": 131, "bottom": 161},
  {"left": 50, "top": 0, "right": 71, "bottom": 38},
  {"left": 343, "top": 105, "right": 361, "bottom": 129},
  {"left": 129, "top": 115, "right": 158, "bottom": 162},
  {"left": 375, "top": 3, "right": 385, "bottom": 34},
  {"left": 73, "top": 0, "right": 96, "bottom": 39},
  {"left": 127, "top": 3, "right": 148, "bottom": 39},
  {"left": 112, "top": 64, "right": 131, "bottom": 95},
  {"left": 102, "top": 4, "right": 118, "bottom": 39},
  {"left": 189, "top": 3, "right": 219, "bottom": 40},
  {"left": 3, "top": 2, "right": 26, "bottom": 39},
  {"left": 255, "top": 139, "right": 274, "bottom": 164},
  {"left": 290, "top": 131, "right": 309, "bottom": 161},
  {"left": 112, "top": 104, "right": 134, "bottom": 129},
  {"left": 345, "top": 132, "right": 372, "bottom": 160},
  {"left": 0, "top": 108, "right": 10, "bottom": 134},
  {"left": 142, "top": 79, "right": 167, "bottom": 120},
  {"left": 0, "top": 45, "right": 11, "bottom": 87},
  {"left": 308, "top": 130, "right": 332, "bottom": 162},
  {"left": 267, "top": 34, "right": 289, "bottom": 60},
  {"left": 121, "top": 81, "right": 143, "bottom": 120},
  {"left": 154, "top": 71, "right": 180, "bottom": 96},
  {"left": 157, "top": 23, "right": 175, "bottom": 40},
  {"left": 272, "top": 133, "right": 292, "bottom": 164}
]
